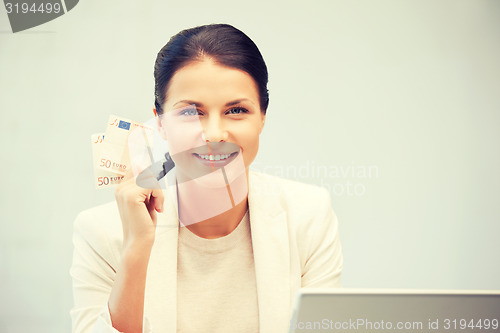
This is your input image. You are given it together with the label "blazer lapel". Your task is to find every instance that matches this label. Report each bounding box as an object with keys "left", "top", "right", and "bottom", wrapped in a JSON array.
[
  {"left": 144, "top": 186, "right": 179, "bottom": 332},
  {"left": 142, "top": 172, "right": 292, "bottom": 332},
  {"left": 249, "top": 172, "right": 291, "bottom": 332}
]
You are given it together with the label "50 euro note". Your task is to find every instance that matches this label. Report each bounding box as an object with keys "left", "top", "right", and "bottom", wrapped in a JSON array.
[
  {"left": 91, "top": 133, "right": 125, "bottom": 189},
  {"left": 92, "top": 115, "right": 156, "bottom": 189},
  {"left": 98, "top": 115, "right": 154, "bottom": 175}
]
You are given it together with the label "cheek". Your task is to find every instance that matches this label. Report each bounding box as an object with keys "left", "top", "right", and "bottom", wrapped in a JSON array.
[
  {"left": 235, "top": 126, "right": 261, "bottom": 163},
  {"left": 162, "top": 117, "right": 205, "bottom": 155}
]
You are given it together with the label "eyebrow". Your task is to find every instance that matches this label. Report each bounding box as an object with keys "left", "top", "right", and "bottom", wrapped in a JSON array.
[{"left": 173, "top": 99, "right": 256, "bottom": 108}]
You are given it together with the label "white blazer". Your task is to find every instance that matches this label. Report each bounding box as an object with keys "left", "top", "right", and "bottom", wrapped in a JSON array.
[{"left": 70, "top": 171, "right": 343, "bottom": 333}]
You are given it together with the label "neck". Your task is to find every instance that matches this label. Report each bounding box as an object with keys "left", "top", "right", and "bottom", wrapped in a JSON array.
[
  {"left": 186, "top": 198, "right": 248, "bottom": 239},
  {"left": 176, "top": 168, "right": 249, "bottom": 239}
]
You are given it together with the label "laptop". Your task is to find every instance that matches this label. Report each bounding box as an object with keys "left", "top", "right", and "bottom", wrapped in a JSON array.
[{"left": 289, "top": 288, "right": 500, "bottom": 333}]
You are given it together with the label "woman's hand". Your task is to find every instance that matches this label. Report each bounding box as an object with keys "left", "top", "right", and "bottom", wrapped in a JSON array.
[
  {"left": 114, "top": 170, "right": 164, "bottom": 250},
  {"left": 108, "top": 171, "right": 163, "bottom": 333}
]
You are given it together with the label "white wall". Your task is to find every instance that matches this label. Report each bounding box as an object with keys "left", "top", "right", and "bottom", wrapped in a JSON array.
[{"left": 0, "top": 0, "right": 499, "bottom": 331}]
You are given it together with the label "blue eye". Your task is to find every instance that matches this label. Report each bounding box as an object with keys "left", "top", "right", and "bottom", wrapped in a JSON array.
[
  {"left": 179, "top": 108, "right": 199, "bottom": 116},
  {"left": 226, "top": 107, "right": 248, "bottom": 115}
]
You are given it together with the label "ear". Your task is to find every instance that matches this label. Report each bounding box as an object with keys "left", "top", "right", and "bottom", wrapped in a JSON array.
[
  {"left": 259, "top": 114, "right": 266, "bottom": 134},
  {"left": 155, "top": 108, "right": 168, "bottom": 141}
]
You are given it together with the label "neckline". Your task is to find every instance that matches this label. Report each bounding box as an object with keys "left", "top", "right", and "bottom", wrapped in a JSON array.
[{"left": 178, "top": 210, "right": 250, "bottom": 253}]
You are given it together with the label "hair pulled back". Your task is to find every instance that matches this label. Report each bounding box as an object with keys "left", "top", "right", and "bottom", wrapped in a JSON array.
[{"left": 154, "top": 24, "right": 269, "bottom": 115}]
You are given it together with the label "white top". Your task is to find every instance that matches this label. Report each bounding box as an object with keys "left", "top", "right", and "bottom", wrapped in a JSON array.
[
  {"left": 177, "top": 210, "right": 259, "bottom": 332},
  {"left": 70, "top": 171, "right": 343, "bottom": 333}
]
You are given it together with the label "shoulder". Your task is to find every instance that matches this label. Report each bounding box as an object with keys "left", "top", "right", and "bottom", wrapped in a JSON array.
[
  {"left": 73, "top": 201, "right": 123, "bottom": 265},
  {"left": 74, "top": 201, "right": 122, "bottom": 236},
  {"left": 249, "top": 173, "right": 343, "bottom": 288},
  {"left": 248, "top": 171, "right": 334, "bottom": 231}
]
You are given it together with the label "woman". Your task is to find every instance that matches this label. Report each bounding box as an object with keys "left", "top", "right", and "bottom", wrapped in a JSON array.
[{"left": 70, "top": 24, "right": 343, "bottom": 333}]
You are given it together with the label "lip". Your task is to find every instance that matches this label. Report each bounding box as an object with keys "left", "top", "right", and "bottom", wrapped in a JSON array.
[
  {"left": 191, "top": 142, "right": 239, "bottom": 155},
  {"left": 192, "top": 151, "right": 238, "bottom": 168}
]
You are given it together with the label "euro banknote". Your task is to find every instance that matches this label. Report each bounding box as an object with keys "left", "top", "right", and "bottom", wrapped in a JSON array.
[
  {"left": 91, "top": 115, "right": 155, "bottom": 189},
  {"left": 98, "top": 115, "right": 155, "bottom": 175},
  {"left": 91, "top": 133, "right": 125, "bottom": 189}
]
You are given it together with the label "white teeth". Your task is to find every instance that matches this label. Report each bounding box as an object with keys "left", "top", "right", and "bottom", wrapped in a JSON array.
[{"left": 197, "top": 153, "right": 232, "bottom": 161}]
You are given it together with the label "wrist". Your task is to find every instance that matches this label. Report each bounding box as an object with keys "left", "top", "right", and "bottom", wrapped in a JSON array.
[{"left": 122, "top": 238, "right": 154, "bottom": 259}]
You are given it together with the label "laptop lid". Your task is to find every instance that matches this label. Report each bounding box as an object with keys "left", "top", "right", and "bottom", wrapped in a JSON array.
[{"left": 289, "top": 288, "right": 500, "bottom": 333}]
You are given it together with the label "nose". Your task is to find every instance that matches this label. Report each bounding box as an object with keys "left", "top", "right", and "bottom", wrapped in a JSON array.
[{"left": 202, "top": 117, "right": 228, "bottom": 142}]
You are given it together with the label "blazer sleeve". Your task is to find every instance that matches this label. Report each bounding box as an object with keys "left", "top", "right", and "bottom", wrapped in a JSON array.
[
  {"left": 69, "top": 208, "right": 153, "bottom": 333},
  {"left": 300, "top": 188, "right": 343, "bottom": 288}
]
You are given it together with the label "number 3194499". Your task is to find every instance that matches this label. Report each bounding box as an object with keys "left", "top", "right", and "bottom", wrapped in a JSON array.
[
  {"left": 443, "top": 318, "right": 499, "bottom": 330},
  {"left": 5, "top": 2, "right": 62, "bottom": 14}
]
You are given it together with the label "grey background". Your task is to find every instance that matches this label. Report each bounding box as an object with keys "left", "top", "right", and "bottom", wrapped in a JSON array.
[{"left": 0, "top": 0, "right": 499, "bottom": 332}]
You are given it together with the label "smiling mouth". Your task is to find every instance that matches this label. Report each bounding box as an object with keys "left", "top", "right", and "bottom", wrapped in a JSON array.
[
  {"left": 193, "top": 152, "right": 238, "bottom": 161},
  {"left": 189, "top": 142, "right": 240, "bottom": 168}
]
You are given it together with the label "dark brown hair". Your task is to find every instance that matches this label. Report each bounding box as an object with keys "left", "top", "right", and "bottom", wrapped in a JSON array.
[{"left": 154, "top": 24, "right": 269, "bottom": 115}]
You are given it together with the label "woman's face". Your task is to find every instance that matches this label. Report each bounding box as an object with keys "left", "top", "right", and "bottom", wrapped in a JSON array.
[{"left": 159, "top": 59, "right": 265, "bottom": 182}]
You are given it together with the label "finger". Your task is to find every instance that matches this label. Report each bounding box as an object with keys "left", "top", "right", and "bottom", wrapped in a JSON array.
[
  {"left": 140, "top": 194, "right": 156, "bottom": 227},
  {"left": 145, "top": 194, "right": 156, "bottom": 215},
  {"left": 151, "top": 188, "right": 164, "bottom": 212}
]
